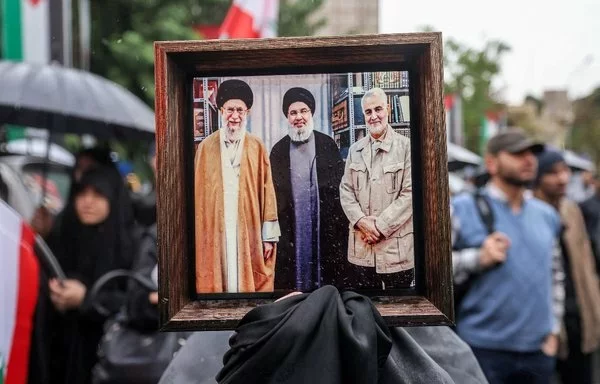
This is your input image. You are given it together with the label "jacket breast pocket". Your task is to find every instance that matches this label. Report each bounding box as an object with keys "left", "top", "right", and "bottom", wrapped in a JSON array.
[
  {"left": 383, "top": 162, "right": 404, "bottom": 194},
  {"left": 349, "top": 162, "right": 367, "bottom": 191}
]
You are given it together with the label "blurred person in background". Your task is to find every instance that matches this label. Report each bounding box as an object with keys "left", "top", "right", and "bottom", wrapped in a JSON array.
[
  {"left": 580, "top": 174, "right": 600, "bottom": 270},
  {"left": 451, "top": 129, "right": 564, "bottom": 384},
  {"left": 125, "top": 141, "right": 159, "bottom": 330},
  {"left": 533, "top": 150, "right": 600, "bottom": 384},
  {"left": 47, "top": 166, "right": 136, "bottom": 384},
  {"left": 131, "top": 142, "right": 157, "bottom": 229},
  {"left": 30, "top": 146, "right": 129, "bottom": 239},
  {"left": 567, "top": 169, "right": 596, "bottom": 203}
]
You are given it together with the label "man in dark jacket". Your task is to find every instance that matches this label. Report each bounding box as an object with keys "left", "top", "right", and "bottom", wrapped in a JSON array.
[{"left": 270, "top": 87, "right": 348, "bottom": 291}]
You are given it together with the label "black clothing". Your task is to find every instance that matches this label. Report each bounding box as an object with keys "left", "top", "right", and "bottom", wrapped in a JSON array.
[
  {"left": 48, "top": 166, "right": 136, "bottom": 384},
  {"left": 125, "top": 223, "right": 159, "bottom": 332},
  {"left": 216, "top": 285, "right": 392, "bottom": 384},
  {"left": 157, "top": 289, "right": 488, "bottom": 384},
  {"left": 269, "top": 131, "right": 348, "bottom": 290}
]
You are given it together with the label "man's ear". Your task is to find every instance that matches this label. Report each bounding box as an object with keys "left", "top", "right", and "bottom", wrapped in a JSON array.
[{"left": 246, "top": 108, "right": 251, "bottom": 117}]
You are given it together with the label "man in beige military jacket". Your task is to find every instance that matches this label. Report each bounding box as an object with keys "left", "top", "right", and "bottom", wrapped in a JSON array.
[{"left": 339, "top": 87, "right": 414, "bottom": 290}]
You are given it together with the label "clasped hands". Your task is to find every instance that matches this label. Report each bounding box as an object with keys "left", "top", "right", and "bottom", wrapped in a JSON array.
[{"left": 356, "top": 216, "right": 383, "bottom": 245}]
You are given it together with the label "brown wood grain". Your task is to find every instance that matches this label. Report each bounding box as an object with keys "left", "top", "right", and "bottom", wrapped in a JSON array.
[
  {"left": 159, "top": 296, "right": 450, "bottom": 332},
  {"left": 154, "top": 33, "right": 454, "bottom": 331},
  {"left": 414, "top": 34, "right": 455, "bottom": 322},
  {"left": 155, "top": 44, "right": 194, "bottom": 325}
]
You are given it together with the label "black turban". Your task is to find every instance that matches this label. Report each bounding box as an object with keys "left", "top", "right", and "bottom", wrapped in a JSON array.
[
  {"left": 216, "top": 79, "right": 254, "bottom": 109},
  {"left": 282, "top": 87, "right": 315, "bottom": 117}
]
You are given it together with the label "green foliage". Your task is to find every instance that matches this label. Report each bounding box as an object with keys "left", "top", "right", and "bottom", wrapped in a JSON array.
[
  {"left": 416, "top": 26, "right": 511, "bottom": 154},
  {"left": 89, "top": 0, "right": 325, "bottom": 167},
  {"left": 89, "top": 0, "right": 224, "bottom": 107},
  {"left": 90, "top": 0, "right": 326, "bottom": 108},
  {"left": 444, "top": 38, "right": 511, "bottom": 153},
  {"left": 278, "top": 0, "right": 326, "bottom": 37},
  {"left": 569, "top": 87, "right": 600, "bottom": 167}
]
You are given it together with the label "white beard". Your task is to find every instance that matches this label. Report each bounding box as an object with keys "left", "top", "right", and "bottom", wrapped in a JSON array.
[
  {"left": 288, "top": 119, "right": 315, "bottom": 142},
  {"left": 368, "top": 122, "right": 387, "bottom": 139},
  {"left": 221, "top": 116, "right": 247, "bottom": 142}
]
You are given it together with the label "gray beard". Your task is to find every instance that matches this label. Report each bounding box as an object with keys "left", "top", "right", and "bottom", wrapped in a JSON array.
[
  {"left": 288, "top": 120, "right": 314, "bottom": 142},
  {"left": 368, "top": 122, "right": 387, "bottom": 139},
  {"left": 221, "top": 117, "right": 247, "bottom": 142}
]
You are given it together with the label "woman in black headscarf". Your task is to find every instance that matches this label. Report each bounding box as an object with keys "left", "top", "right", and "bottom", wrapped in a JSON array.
[
  {"left": 32, "top": 145, "right": 134, "bottom": 241},
  {"left": 47, "top": 166, "right": 136, "bottom": 384}
]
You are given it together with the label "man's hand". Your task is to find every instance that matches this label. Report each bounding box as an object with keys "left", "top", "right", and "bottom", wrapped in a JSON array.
[
  {"left": 49, "top": 278, "right": 87, "bottom": 312},
  {"left": 541, "top": 334, "right": 559, "bottom": 357},
  {"left": 356, "top": 216, "right": 382, "bottom": 244},
  {"left": 263, "top": 242, "right": 275, "bottom": 260},
  {"left": 479, "top": 232, "right": 511, "bottom": 269},
  {"left": 31, "top": 205, "right": 54, "bottom": 238}
]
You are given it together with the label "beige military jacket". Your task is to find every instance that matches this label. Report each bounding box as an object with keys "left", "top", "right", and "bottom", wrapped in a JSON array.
[{"left": 339, "top": 126, "right": 414, "bottom": 273}]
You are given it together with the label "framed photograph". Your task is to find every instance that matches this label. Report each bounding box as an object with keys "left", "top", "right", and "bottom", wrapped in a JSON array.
[{"left": 155, "top": 33, "right": 451, "bottom": 331}]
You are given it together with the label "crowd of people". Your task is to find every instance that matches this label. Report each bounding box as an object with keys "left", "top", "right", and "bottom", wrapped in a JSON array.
[
  {"left": 451, "top": 130, "right": 600, "bottom": 384},
  {"left": 2, "top": 87, "right": 600, "bottom": 383}
]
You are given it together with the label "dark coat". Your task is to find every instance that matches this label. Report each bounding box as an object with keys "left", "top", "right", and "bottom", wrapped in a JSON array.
[
  {"left": 125, "top": 223, "right": 159, "bottom": 332},
  {"left": 580, "top": 195, "right": 600, "bottom": 273},
  {"left": 157, "top": 287, "right": 488, "bottom": 384},
  {"left": 269, "top": 131, "right": 348, "bottom": 290}
]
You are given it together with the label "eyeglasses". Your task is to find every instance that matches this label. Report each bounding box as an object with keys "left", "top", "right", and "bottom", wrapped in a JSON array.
[
  {"left": 288, "top": 109, "right": 311, "bottom": 118},
  {"left": 224, "top": 107, "right": 248, "bottom": 116}
]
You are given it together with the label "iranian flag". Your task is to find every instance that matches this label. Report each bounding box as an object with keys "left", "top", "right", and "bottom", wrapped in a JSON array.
[
  {"left": 1, "top": 0, "right": 50, "bottom": 63},
  {"left": 219, "top": 0, "right": 279, "bottom": 39},
  {"left": 0, "top": 201, "right": 39, "bottom": 384}
]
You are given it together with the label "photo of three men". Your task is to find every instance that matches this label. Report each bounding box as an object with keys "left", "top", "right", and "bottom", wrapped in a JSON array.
[{"left": 194, "top": 75, "right": 414, "bottom": 295}]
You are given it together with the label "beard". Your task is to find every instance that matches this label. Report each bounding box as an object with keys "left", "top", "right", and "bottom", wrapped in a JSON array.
[
  {"left": 288, "top": 118, "right": 314, "bottom": 142},
  {"left": 497, "top": 163, "right": 534, "bottom": 187},
  {"left": 367, "top": 122, "right": 387, "bottom": 139},
  {"left": 221, "top": 116, "right": 247, "bottom": 142}
]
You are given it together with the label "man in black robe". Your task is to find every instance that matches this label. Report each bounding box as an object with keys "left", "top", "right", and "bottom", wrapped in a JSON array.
[{"left": 270, "top": 87, "right": 348, "bottom": 291}]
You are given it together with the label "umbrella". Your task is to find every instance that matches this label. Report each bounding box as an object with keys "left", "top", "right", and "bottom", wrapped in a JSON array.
[
  {"left": 563, "top": 150, "right": 596, "bottom": 173},
  {"left": 0, "top": 59, "right": 156, "bottom": 205},
  {"left": 447, "top": 142, "right": 482, "bottom": 171},
  {"left": 2, "top": 138, "right": 75, "bottom": 166},
  {"left": 0, "top": 59, "right": 155, "bottom": 140}
]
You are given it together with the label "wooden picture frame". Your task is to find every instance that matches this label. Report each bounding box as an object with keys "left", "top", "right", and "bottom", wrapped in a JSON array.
[{"left": 154, "top": 32, "right": 452, "bottom": 331}]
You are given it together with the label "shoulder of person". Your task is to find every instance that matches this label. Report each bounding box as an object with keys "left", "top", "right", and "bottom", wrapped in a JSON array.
[
  {"left": 390, "top": 129, "right": 411, "bottom": 144},
  {"left": 315, "top": 131, "right": 339, "bottom": 149},
  {"left": 270, "top": 135, "right": 289, "bottom": 153},
  {"left": 206, "top": 130, "right": 222, "bottom": 143},
  {"left": 529, "top": 197, "right": 561, "bottom": 228},
  {"left": 348, "top": 135, "right": 369, "bottom": 154},
  {"left": 529, "top": 196, "right": 558, "bottom": 216},
  {"left": 245, "top": 132, "right": 267, "bottom": 148},
  {"left": 451, "top": 191, "right": 478, "bottom": 212}
]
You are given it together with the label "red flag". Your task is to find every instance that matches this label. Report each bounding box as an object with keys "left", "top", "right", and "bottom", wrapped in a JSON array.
[
  {"left": 218, "top": 0, "right": 279, "bottom": 39},
  {"left": 1, "top": 201, "right": 40, "bottom": 384}
]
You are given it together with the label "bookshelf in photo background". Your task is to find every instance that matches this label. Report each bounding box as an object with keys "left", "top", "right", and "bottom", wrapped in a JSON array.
[
  {"left": 192, "top": 78, "right": 220, "bottom": 143},
  {"left": 330, "top": 71, "right": 411, "bottom": 152}
]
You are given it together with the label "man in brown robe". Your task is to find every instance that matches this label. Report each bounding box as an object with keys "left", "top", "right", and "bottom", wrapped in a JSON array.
[{"left": 194, "top": 79, "right": 280, "bottom": 294}]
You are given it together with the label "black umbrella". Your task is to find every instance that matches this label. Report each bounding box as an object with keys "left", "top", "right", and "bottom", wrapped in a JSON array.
[{"left": 0, "top": 59, "right": 155, "bottom": 140}]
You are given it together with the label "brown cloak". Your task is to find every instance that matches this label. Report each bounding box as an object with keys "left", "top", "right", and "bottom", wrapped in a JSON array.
[{"left": 194, "top": 131, "right": 278, "bottom": 293}]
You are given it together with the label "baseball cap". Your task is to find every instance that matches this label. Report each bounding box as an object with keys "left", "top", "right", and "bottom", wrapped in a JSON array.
[{"left": 486, "top": 128, "right": 545, "bottom": 155}]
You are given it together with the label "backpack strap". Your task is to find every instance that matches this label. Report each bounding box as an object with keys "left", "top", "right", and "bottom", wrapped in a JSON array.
[{"left": 473, "top": 190, "right": 494, "bottom": 235}]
